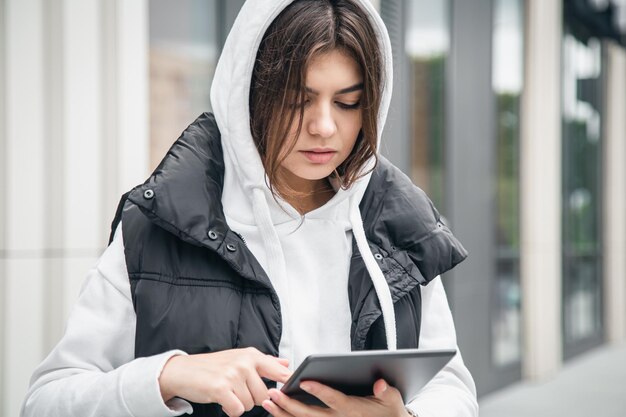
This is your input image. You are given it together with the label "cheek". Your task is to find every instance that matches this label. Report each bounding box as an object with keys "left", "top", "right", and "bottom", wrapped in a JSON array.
[
  {"left": 279, "top": 121, "right": 303, "bottom": 159},
  {"left": 343, "top": 114, "right": 363, "bottom": 150}
]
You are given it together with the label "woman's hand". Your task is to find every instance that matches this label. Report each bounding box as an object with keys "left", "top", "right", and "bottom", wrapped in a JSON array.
[
  {"left": 262, "top": 379, "right": 411, "bottom": 417},
  {"left": 158, "top": 347, "right": 292, "bottom": 416}
]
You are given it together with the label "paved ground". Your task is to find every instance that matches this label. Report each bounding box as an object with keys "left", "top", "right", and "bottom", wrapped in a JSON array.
[{"left": 479, "top": 342, "right": 626, "bottom": 417}]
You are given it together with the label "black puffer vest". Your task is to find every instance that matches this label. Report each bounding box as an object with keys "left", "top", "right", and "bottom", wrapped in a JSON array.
[{"left": 110, "top": 113, "right": 467, "bottom": 417}]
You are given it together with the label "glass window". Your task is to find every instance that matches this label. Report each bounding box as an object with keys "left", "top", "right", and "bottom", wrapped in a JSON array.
[
  {"left": 405, "top": 0, "right": 450, "bottom": 209},
  {"left": 149, "top": 0, "right": 219, "bottom": 170},
  {"left": 561, "top": 27, "right": 604, "bottom": 357},
  {"left": 491, "top": 0, "right": 523, "bottom": 368}
]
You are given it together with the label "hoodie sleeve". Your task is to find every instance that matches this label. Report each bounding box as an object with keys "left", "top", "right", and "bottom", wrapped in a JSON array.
[
  {"left": 406, "top": 277, "right": 479, "bottom": 417},
  {"left": 20, "top": 224, "right": 193, "bottom": 417}
]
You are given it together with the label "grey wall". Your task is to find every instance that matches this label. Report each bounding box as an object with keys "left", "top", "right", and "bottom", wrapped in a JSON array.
[
  {"left": 445, "top": 0, "right": 522, "bottom": 396},
  {"left": 380, "top": 0, "right": 411, "bottom": 174}
]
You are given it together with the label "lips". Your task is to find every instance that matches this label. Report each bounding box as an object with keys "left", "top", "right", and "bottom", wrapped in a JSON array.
[{"left": 300, "top": 149, "right": 337, "bottom": 164}]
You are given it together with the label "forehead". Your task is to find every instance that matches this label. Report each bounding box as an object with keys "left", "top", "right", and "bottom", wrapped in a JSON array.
[{"left": 305, "top": 49, "right": 362, "bottom": 90}]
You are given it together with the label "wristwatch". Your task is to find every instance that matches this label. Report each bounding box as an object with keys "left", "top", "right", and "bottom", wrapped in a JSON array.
[{"left": 405, "top": 406, "right": 419, "bottom": 417}]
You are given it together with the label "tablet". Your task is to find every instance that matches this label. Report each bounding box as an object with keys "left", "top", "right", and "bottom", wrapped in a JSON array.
[{"left": 280, "top": 349, "right": 456, "bottom": 407}]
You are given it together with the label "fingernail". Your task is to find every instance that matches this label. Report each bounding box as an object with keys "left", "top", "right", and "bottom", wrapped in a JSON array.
[
  {"left": 381, "top": 381, "right": 388, "bottom": 392},
  {"left": 262, "top": 400, "right": 272, "bottom": 411},
  {"left": 300, "top": 383, "right": 311, "bottom": 392}
]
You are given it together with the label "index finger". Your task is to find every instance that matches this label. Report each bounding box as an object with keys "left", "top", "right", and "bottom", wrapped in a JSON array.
[{"left": 256, "top": 355, "right": 292, "bottom": 383}]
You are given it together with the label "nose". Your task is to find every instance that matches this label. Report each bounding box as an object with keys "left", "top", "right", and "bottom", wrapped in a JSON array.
[{"left": 307, "top": 104, "right": 337, "bottom": 138}]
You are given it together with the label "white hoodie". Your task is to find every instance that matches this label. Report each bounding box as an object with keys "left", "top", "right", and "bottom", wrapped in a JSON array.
[
  {"left": 21, "top": 1, "right": 478, "bottom": 416},
  {"left": 214, "top": 0, "right": 403, "bottom": 365},
  {"left": 214, "top": 0, "right": 398, "bottom": 363}
]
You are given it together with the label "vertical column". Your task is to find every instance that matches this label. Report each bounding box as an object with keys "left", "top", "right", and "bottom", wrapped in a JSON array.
[
  {"left": 42, "top": 0, "right": 65, "bottom": 354},
  {"left": 101, "top": 0, "right": 149, "bottom": 236},
  {"left": 101, "top": 0, "right": 119, "bottom": 237},
  {"left": 3, "top": 1, "right": 47, "bottom": 416},
  {"left": 1, "top": 0, "right": 150, "bottom": 412},
  {"left": 61, "top": 0, "right": 103, "bottom": 322},
  {"left": 115, "top": 0, "right": 149, "bottom": 195},
  {"left": 446, "top": 0, "right": 495, "bottom": 395},
  {"left": 604, "top": 41, "right": 626, "bottom": 344},
  {"left": 520, "top": 0, "right": 563, "bottom": 379},
  {"left": 0, "top": 0, "right": 6, "bottom": 411},
  {"left": 380, "top": 0, "right": 411, "bottom": 174}
]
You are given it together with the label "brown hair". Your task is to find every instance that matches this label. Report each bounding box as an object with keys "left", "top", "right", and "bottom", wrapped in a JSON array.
[{"left": 249, "top": 0, "right": 384, "bottom": 201}]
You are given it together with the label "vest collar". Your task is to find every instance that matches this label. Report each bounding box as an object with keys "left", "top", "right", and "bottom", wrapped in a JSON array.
[{"left": 126, "top": 112, "right": 467, "bottom": 290}]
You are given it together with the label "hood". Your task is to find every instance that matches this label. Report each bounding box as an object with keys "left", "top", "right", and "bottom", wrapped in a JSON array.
[
  {"left": 209, "top": 0, "right": 393, "bottom": 221},
  {"left": 209, "top": 0, "right": 398, "bottom": 350}
]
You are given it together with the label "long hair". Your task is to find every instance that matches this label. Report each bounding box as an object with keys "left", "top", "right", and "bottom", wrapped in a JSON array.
[{"left": 249, "top": 0, "right": 384, "bottom": 201}]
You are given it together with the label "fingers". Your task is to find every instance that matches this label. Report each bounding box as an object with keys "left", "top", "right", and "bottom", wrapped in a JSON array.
[
  {"left": 247, "top": 374, "right": 271, "bottom": 406},
  {"left": 263, "top": 380, "right": 404, "bottom": 417},
  {"left": 234, "top": 349, "right": 289, "bottom": 410},
  {"left": 266, "top": 388, "right": 328, "bottom": 417},
  {"left": 220, "top": 390, "right": 246, "bottom": 417},
  {"left": 262, "top": 398, "right": 296, "bottom": 417},
  {"left": 300, "top": 381, "right": 348, "bottom": 410},
  {"left": 373, "top": 378, "right": 388, "bottom": 397},
  {"left": 232, "top": 382, "right": 256, "bottom": 412},
  {"left": 372, "top": 379, "right": 404, "bottom": 404},
  {"left": 257, "top": 354, "right": 292, "bottom": 383}
]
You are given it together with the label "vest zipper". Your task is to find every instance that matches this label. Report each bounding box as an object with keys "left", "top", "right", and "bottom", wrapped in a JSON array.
[{"left": 233, "top": 231, "right": 248, "bottom": 247}]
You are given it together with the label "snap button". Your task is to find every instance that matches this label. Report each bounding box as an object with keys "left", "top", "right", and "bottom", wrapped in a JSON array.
[
  {"left": 207, "top": 230, "right": 218, "bottom": 240},
  {"left": 226, "top": 243, "right": 237, "bottom": 252},
  {"left": 143, "top": 189, "right": 154, "bottom": 199},
  {"left": 374, "top": 253, "right": 383, "bottom": 260}
]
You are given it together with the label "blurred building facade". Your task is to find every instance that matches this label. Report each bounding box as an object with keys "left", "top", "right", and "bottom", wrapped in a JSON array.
[{"left": 1, "top": 0, "right": 625, "bottom": 415}]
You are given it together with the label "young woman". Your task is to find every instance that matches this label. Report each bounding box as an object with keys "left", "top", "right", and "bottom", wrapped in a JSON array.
[{"left": 21, "top": 1, "right": 478, "bottom": 416}]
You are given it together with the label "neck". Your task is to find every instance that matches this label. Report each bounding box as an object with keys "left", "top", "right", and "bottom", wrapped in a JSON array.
[{"left": 278, "top": 170, "right": 336, "bottom": 214}]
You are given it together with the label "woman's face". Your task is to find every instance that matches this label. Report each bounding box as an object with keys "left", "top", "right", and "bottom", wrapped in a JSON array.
[{"left": 280, "top": 49, "right": 363, "bottom": 188}]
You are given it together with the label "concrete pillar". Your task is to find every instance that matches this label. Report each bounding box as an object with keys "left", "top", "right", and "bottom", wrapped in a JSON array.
[
  {"left": 100, "top": 0, "right": 150, "bottom": 237},
  {"left": 604, "top": 41, "right": 626, "bottom": 344},
  {"left": 0, "top": 0, "right": 5, "bottom": 409},
  {"left": 0, "top": 0, "right": 148, "bottom": 414},
  {"left": 3, "top": 2, "right": 48, "bottom": 416},
  {"left": 520, "top": 0, "right": 563, "bottom": 380}
]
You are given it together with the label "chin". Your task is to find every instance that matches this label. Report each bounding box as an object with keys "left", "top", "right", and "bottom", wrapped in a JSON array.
[{"left": 290, "top": 166, "right": 336, "bottom": 181}]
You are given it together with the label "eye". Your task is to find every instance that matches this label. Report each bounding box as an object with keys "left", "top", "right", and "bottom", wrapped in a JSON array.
[
  {"left": 336, "top": 101, "right": 361, "bottom": 110},
  {"left": 288, "top": 99, "right": 311, "bottom": 109}
]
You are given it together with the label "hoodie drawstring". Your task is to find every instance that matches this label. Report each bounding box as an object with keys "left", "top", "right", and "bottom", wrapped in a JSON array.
[
  {"left": 251, "top": 188, "right": 294, "bottom": 365},
  {"left": 349, "top": 194, "right": 398, "bottom": 351}
]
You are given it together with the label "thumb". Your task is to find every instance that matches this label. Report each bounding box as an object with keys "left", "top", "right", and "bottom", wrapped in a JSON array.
[{"left": 373, "top": 379, "right": 389, "bottom": 398}]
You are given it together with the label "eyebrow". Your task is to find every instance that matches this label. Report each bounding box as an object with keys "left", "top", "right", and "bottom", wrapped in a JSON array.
[{"left": 305, "top": 82, "right": 364, "bottom": 95}]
